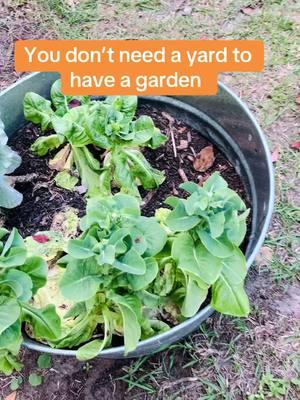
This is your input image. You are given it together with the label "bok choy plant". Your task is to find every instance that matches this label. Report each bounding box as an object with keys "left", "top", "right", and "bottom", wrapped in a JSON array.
[
  {"left": 0, "top": 228, "right": 61, "bottom": 375},
  {"left": 0, "top": 121, "right": 23, "bottom": 209},
  {"left": 50, "top": 193, "right": 169, "bottom": 360},
  {"left": 24, "top": 80, "right": 166, "bottom": 197},
  {"left": 161, "top": 172, "right": 250, "bottom": 317}
]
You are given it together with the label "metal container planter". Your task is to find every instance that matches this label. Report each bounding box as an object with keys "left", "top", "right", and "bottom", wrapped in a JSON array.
[{"left": 0, "top": 72, "right": 275, "bottom": 358}]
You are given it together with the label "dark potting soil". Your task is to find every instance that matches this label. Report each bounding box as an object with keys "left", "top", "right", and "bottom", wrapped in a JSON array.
[
  {"left": 4, "top": 124, "right": 86, "bottom": 237},
  {"left": 5, "top": 105, "right": 251, "bottom": 242},
  {"left": 138, "top": 105, "right": 250, "bottom": 216}
]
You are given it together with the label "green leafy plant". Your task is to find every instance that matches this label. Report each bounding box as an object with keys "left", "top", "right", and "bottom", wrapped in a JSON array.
[
  {"left": 28, "top": 372, "right": 43, "bottom": 387},
  {"left": 160, "top": 172, "right": 250, "bottom": 317},
  {"left": 24, "top": 80, "right": 166, "bottom": 197},
  {"left": 0, "top": 228, "right": 61, "bottom": 375},
  {"left": 30, "top": 174, "right": 250, "bottom": 361},
  {"left": 0, "top": 121, "right": 23, "bottom": 209},
  {"left": 44, "top": 193, "right": 169, "bottom": 359}
]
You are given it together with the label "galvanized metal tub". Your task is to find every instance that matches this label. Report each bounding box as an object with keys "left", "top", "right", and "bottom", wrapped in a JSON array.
[{"left": 0, "top": 72, "right": 275, "bottom": 358}]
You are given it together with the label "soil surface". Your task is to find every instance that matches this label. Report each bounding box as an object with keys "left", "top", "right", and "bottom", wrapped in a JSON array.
[
  {"left": 4, "top": 124, "right": 86, "bottom": 237},
  {"left": 4, "top": 105, "right": 250, "bottom": 239}
]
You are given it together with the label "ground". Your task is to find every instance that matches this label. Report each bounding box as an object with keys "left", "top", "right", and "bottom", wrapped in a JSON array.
[{"left": 0, "top": 0, "right": 299, "bottom": 399}]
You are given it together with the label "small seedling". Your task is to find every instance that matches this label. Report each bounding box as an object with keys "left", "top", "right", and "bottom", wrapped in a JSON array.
[
  {"left": 37, "top": 354, "right": 52, "bottom": 369},
  {"left": 28, "top": 373, "right": 43, "bottom": 387},
  {"left": 10, "top": 377, "right": 23, "bottom": 391}
]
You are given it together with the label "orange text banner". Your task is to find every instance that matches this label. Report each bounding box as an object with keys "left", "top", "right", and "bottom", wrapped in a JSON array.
[{"left": 15, "top": 40, "right": 264, "bottom": 95}]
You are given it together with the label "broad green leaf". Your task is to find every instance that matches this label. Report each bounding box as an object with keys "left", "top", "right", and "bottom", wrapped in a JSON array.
[
  {"left": 113, "top": 151, "right": 136, "bottom": 193},
  {"left": 31, "top": 134, "right": 65, "bottom": 156},
  {"left": 180, "top": 181, "right": 200, "bottom": 194},
  {"left": 108, "top": 228, "right": 130, "bottom": 254},
  {"left": 137, "top": 290, "right": 160, "bottom": 308},
  {"left": 181, "top": 276, "right": 208, "bottom": 318},
  {"left": 184, "top": 191, "right": 209, "bottom": 215},
  {"left": 211, "top": 280, "right": 249, "bottom": 317},
  {"left": 172, "top": 233, "right": 222, "bottom": 284},
  {"left": 0, "top": 121, "right": 22, "bottom": 175},
  {"left": 128, "top": 258, "right": 158, "bottom": 291},
  {"left": 135, "top": 217, "right": 167, "bottom": 257},
  {"left": 23, "top": 92, "right": 54, "bottom": 131},
  {"left": 203, "top": 172, "right": 228, "bottom": 192},
  {"left": 68, "top": 236, "right": 97, "bottom": 259},
  {"left": 97, "top": 244, "right": 116, "bottom": 264},
  {"left": 108, "top": 293, "right": 141, "bottom": 354},
  {"left": 0, "top": 228, "right": 8, "bottom": 240},
  {"left": 82, "top": 147, "right": 101, "bottom": 171},
  {"left": 72, "top": 147, "right": 101, "bottom": 196},
  {"left": 225, "top": 209, "right": 249, "bottom": 246},
  {"left": 0, "top": 247, "right": 27, "bottom": 269},
  {"left": 76, "top": 308, "right": 112, "bottom": 361},
  {"left": 197, "top": 229, "right": 234, "bottom": 258},
  {"left": 0, "top": 321, "right": 21, "bottom": 350},
  {"left": 164, "top": 196, "right": 180, "bottom": 208},
  {"left": 21, "top": 256, "right": 48, "bottom": 294},
  {"left": 0, "top": 352, "right": 23, "bottom": 376},
  {"left": 99, "top": 168, "right": 112, "bottom": 195},
  {"left": 211, "top": 247, "right": 249, "bottom": 316},
  {"left": 153, "top": 262, "right": 175, "bottom": 296},
  {"left": 166, "top": 201, "right": 200, "bottom": 232},
  {"left": 51, "top": 79, "right": 89, "bottom": 115},
  {"left": 105, "top": 95, "right": 137, "bottom": 118},
  {"left": 1, "top": 228, "right": 24, "bottom": 256},
  {"left": 59, "top": 258, "right": 103, "bottom": 301},
  {"left": 55, "top": 170, "right": 79, "bottom": 190},
  {"left": 208, "top": 212, "right": 225, "bottom": 238},
  {"left": 221, "top": 247, "right": 247, "bottom": 284},
  {"left": 131, "top": 115, "right": 156, "bottom": 144},
  {"left": 123, "top": 148, "right": 165, "bottom": 189},
  {"left": 4, "top": 269, "right": 33, "bottom": 301},
  {"left": 50, "top": 308, "right": 99, "bottom": 349},
  {"left": 0, "top": 297, "right": 20, "bottom": 335},
  {"left": 113, "top": 248, "right": 146, "bottom": 275},
  {"left": 76, "top": 339, "right": 104, "bottom": 361},
  {"left": 130, "top": 228, "right": 148, "bottom": 255},
  {"left": 0, "top": 276, "right": 23, "bottom": 299},
  {"left": 113, "top": 193, "right": 140, "bottom": 217},
  {"left": 0, "top": 177, "right": 23, "bottom": 209},
  {"left": 21, "top": 303, "right": 61, "bottom": 340}
]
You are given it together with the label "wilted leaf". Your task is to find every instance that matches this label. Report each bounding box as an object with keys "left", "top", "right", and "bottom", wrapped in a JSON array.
[
  {"left": 182, "top": 5, "right": 192, "bottom": 15},
  {"left": 49, "top": 144, "right": 71, "bottom": 171},
  {"left": 5, "top": 392, "right": 17, "bottom": 400},
  {"left": 32, "top": 234, "right": 50, "bottom": 244},
  {"left": 290, "top": 140, "right": 300, "bottom": 150},
  {"left": 255, "top": 246, "right": 273, "bottom": 267},
  {"left": 177, "top": 140, "right": 189, "bottom": 150},
  {"left": 241, "top": 7, "right": 256, "bottom": 15},
  {"left": 271, "top": 147, "right": 280, "bottom": 163},
  {"left": 193, "top": 146, "right": 215, "bottom": 172}
]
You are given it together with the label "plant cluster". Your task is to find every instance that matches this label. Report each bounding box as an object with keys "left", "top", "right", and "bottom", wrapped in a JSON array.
[
  {"left": 0, "top": 122, "right": 23, "bottom": 209},
  {"left": 34, "top": 174, "right": 249, "bottom": 361},
  {"left": 0, "top": 88, "right": 251, "bottom": 373},
  {"left": 24, "top": 80, "right": 166, "bottom": 197},
  {"left": 0, "top": 228, "right": 60, "bottom": 374}
]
